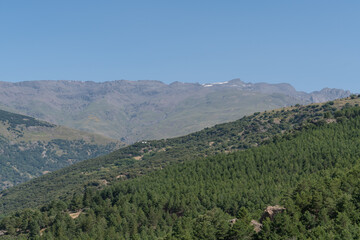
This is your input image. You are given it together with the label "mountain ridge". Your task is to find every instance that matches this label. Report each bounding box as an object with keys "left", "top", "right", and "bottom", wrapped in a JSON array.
[
  {"left": 203, "top": 78, "right": 351, "bottom": 101},
  {"left": 0, "top": 79, "right": 350, "bottom": 143}
]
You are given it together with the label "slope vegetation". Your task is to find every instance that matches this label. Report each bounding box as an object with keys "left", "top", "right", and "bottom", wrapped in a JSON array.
[
  {"left": 1, "top": 97, "right": 360, "bottom": 239},
  {"left": 0, "top": 109, "right": 123, "bottom": 190},
  {"left": 1, "top": 96, "right": 359, "bottom": 216}
]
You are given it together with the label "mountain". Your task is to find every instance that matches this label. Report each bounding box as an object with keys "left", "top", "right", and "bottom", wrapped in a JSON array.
[
  {"left": 1, "top": 96, "right": 360, "bottom": 239},
  {"left": 1, "top": 95, "right": 358, "bottom": 216},
  {"left": 0, "top": 109, "right": 124, "bottom": 190},
  {"left": 0, "top": 79, "right": 351, "bottom": 143}
]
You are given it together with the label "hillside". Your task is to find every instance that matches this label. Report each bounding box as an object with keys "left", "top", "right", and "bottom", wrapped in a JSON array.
[
  {"left": 254, "top": 165, "right": 360, "bottom": 239},
  {"left": 0, "top": 79, "right": 350, "bottom": 143},
  {"left": 0, "top": 109, "right": 124, "bottom": 190},
  {"left": 1, "top": 95, "right": 359, "bottom": 216},
  {"left": 1, "top": 97, "right": 360, "bottom": 239}
]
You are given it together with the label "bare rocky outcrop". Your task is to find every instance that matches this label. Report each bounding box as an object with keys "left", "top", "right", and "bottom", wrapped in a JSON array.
[
  {"left": 250, "top": 205, "right": 286, "bottom": 233},
  {"left": 229, "top": 218, "right": 237, "bottom": 225},
  {"left": 69, "top": 210, "right": 83, "bottom": 219},
  {"left": 250, "top": 220, "right": 263, "bottom": 233},
  {"left": 229, "top": 205, "right": 286, "bottom": 233},
  {"left": 259, "top": 205, "right": 286, "bottom": 222}
]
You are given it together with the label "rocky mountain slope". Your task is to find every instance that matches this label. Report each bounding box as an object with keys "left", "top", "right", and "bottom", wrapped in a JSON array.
[
  {"left": 0, "top": 79, "right": 350, "bottom": 143},
  {"left": 0, "top": 109, "right": 124, "bottom": 190}
]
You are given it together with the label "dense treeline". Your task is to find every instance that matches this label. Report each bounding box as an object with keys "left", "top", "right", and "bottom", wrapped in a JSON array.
[
  {"left": 2, "top": 98, "right": 358, "bottom": 214},
  {"left": 2, "top": 105, "right": 360, "bottom": 239},
  {"left": 257, "top": 165, "right": 360, "bottom": 239},
  {"left": 0, "top": 109, "right": 54, "bottom": 129}
]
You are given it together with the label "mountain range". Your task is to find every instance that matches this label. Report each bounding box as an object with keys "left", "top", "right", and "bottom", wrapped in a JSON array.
[{"left": 0, "top": 79, "right": 351, "bottom": 143}]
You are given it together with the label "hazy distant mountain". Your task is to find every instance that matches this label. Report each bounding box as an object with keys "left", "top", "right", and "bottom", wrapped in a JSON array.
[
  {"left": 0, "top": 79, "right": 350, "bottom": 143},
  {"left": 204, "top": 79, "right": 350, "bottom": 102}
]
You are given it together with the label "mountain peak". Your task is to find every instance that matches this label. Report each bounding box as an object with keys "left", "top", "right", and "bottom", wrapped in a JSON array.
[{"left": 309, "top": 88, "right": 351, "bottom": 103}]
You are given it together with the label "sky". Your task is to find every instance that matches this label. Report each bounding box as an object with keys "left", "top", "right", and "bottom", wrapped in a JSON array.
[{"left": 0, "top": 0, "right": 359, "bottom": 93}]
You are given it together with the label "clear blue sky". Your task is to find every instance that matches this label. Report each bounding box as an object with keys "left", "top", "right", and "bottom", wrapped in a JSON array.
[{"left": 1, "top": 0, "right": 359, "bottom": 92}]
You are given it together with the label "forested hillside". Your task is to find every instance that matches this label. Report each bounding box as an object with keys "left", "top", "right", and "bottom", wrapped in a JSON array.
[
  {"left": 1, "top": 98, "right": 360, "bottom": 239},
  {"left": 1, "top": 96, "right": 358, "bottom": 215},
  {"left": 256, "top": 165, "right": 360, "bottom": 239},
  {"left": 1, "top": 96, "right": 359, "bottom": 215},
  {"left": 0, "top": 109, "right": 123, "bottom": 190}
]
